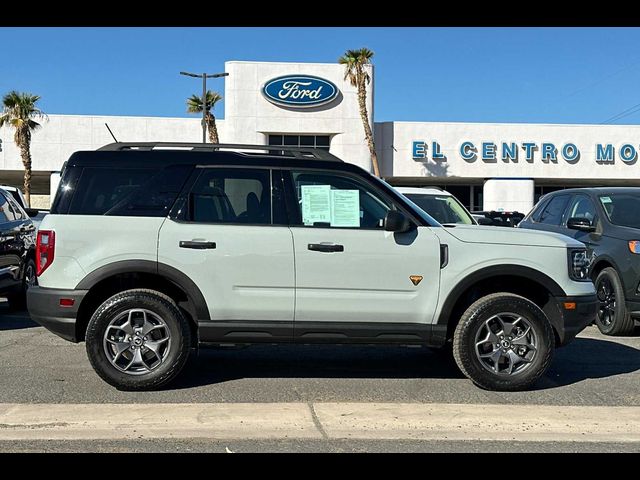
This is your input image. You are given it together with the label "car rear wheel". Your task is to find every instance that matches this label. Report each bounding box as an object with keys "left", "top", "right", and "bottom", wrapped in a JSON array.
[
  {"left": 453, "top": 293, "right": 554, "bottom": 391},
  {"left": 85, "top": 289, "right": 192, "bottom": 390},
  {"left": 594, "top": 267, "right": 635, "bottom": 336}
]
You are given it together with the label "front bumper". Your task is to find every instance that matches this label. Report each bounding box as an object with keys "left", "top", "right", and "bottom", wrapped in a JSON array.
[
  {"left": 553, "top": 294, "right": 597, "bottom": 346},
  {"left": 27, "top": 286, "right": 87, "bottom": 342}
]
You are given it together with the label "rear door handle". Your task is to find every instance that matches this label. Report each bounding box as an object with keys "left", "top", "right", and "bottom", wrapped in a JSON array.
[
  {"left": 308, "top": 243, "right": 344, "bottom": 253},
  {"left": 179, "top": 240, "right": 216, "bottom": 249}
]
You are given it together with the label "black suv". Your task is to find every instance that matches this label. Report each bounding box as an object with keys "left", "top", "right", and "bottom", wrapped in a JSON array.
[
  {"left": 519, "top": 187, "right": 640, "bottom": 335},
  {"left": 0, "top": 188, "right": 36, "bottom": 308}
]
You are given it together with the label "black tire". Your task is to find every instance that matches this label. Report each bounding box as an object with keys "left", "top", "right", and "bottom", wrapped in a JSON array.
[
  {"left": 453, "top": 292, "right": 555, "bottom": 391},
  {"left": 594, "top": 267, "right": 635, "bottom": 336},
  {"left": 7, "top": 258, "right": 36, "bottom": 310},
  {"left": 85, "top": 289, "right": 192, "bottom": 391}
]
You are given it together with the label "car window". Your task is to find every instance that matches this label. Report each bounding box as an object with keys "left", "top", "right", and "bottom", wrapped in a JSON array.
[
  {"left": 289, "top": 170, "right": 391, "bottom": 229},
  {"left": 5, "top": 194, "right": 26, "bottom": 220},
  {"left": 405, "top": 194, "right": 473, "bottom": 225},
  {"left": 69, "top": 167, "right": 159, "bottom": 215},
  {"left": 0, "top": 193, "right": 16, "bottom": 223},
  {"left": 538, "top": 194, "right": 570, "bottom": 225},
  {"left": 529, "top": 198, "right": 549, "bottom": 222},
  {"left": 566, "top": 194, "right": 597, "bottom": 225},
  {"left": 599, "top": 193, "right": 640, "bottom": 229},
  {"left": 189, "top": 168, "right": 272, "bottom": 225}
]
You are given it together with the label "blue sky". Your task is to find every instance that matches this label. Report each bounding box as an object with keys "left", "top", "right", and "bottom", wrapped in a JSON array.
[{"left": 2, "top": 27, "right": 640, "bottom": 124}]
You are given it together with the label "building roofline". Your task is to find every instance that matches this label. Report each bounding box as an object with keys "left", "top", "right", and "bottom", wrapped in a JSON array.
[{"left": 382, "top": 120, "right": 640, "bottom": 128}]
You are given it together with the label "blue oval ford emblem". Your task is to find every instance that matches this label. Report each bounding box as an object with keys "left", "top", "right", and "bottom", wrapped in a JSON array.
[{"left": 262, "top": 75, "right": 338, "bottom": 108}]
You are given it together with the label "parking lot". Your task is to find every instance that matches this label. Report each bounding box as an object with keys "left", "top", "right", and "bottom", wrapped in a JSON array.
[{"left": 1, "top": 299, "right": 639, "bottom": 452}]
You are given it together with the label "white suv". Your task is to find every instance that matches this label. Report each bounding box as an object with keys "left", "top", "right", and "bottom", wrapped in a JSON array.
[{"left": 27, "top": 142, "right": 597, "bottom": 391}]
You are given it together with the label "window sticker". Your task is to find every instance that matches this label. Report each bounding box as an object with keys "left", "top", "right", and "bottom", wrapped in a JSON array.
[
  {"left": 330, "top": 190, "right": 360, "bottom": 227},
  {"left": 600, "top": 196, "right": 612, "bottom": 203},
  {"left": 301, "top": 185, "right": 331, "bottom": 226},
  {"left": 300, "top": 185, "right": 361, "bottom": 227}
]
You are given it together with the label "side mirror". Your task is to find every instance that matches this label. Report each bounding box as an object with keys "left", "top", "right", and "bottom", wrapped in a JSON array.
[
  {"left": 24, "top": 208, "right": 39, "bottom": 218},
  {"left": 567, "top": 217, "right": 596, "bottom": 232},
  {"left": 476, "top": 217, "right": 493, "bottom": 226},
  {"left": 384, "top": 210, "right": 412, "bottom": 233}
]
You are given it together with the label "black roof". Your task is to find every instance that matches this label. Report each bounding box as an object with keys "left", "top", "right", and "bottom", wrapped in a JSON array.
[
  {"left": 66, "top": 144, "right": 366, "bottom": 175},
  {"left": 544, "top": 187, "right": 640, "bottom": 196}
]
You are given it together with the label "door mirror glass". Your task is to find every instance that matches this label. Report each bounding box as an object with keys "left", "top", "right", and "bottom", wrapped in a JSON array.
[
  {"left": 384, "top": 210, "right": 412, "bottom": 232},
  {"left": 567, "top": 217, "right": 596, "bottom": 232}
]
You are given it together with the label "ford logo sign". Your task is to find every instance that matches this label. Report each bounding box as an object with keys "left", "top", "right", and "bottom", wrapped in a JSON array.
[{"left": 262, "top": 75, "right": 339, "bottom": 108}]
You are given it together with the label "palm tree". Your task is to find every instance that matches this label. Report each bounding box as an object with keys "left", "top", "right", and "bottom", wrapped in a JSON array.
[
  {"left": 186, "top": 90, "right": 222, "bottom": 144},
  {"left": 339, "top": 48, "right": 380, "bottom": 177},
  {"left": 0, "top": 91, "right": 46, "bottom": 206}
]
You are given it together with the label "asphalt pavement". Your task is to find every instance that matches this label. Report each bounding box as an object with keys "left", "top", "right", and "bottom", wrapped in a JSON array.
[{"left": 1, "top": 300, "right": 639, "bottom": 452}]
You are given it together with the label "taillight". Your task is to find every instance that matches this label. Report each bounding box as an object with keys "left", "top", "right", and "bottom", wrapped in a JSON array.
[{"left": 36, "top": 230, "right": 55, "bottom": 276}]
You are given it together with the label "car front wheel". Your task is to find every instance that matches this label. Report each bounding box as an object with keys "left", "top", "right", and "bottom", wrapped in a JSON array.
[
  {"left": 594, "top": 267, "right": 635, "bottom": 336},
  {"left": 453, "top": 292, "right": 555, "bottom": 391},
  {"left": 85, "top": 289, "right": 192, "bottom": 391}
]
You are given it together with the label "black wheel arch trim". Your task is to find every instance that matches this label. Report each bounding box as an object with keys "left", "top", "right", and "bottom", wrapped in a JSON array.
[
  {"left": 75, "top": 260, "right": 210, "bottom": 320},
  {"left": 590, "top": 254, "right": 625, "bottom": 285},
  {"left": 436, "top": 264, "right": 567, "bottom": 325}
]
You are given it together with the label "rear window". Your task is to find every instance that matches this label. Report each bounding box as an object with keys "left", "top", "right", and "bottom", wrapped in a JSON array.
[{"left": 65, "top": 166, "right": 192, "bottom": 216}]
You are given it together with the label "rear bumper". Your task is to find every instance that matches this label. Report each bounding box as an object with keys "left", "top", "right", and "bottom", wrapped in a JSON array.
[
  {"left": 27, "top": 286, "right": 87, "bottom": 343},
  {"left": 554, "top": 294, "right": 597, "bottom": 346}
]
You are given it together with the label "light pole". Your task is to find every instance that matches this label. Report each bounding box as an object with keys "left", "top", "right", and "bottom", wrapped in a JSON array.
[{"left": 180, "top": 71, "right": 229, "bottom": 143}]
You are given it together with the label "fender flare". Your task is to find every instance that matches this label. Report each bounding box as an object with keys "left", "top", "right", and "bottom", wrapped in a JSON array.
[
  {"left": 75, "top": 260, "right": 210, "bottom": 320},
  {"left": 436, "top": 264, "right": 566, "bottom": 325}
]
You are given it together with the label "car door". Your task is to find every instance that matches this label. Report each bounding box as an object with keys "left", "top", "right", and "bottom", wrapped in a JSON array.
[
  {"left": 284, "top": 169, "right": 442, "bottom": 337},
  {"left": 157, "top": 167, "right": 295, "bottom": 342}
]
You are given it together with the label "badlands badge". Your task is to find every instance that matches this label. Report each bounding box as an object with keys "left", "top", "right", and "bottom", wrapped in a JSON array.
[{"left": 409, "top": 275, "right": 423, "bottom": 286}]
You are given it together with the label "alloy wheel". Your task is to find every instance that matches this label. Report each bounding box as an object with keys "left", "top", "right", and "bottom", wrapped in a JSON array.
[
  {"left": 474, "top": 312, "right": 538, "bottom": 376},
  {"left": 103, "top": 309, "right": 172, "bottom": 375},
  {"left": 596, "top": 276, "right": 616, "bottom": 326}
]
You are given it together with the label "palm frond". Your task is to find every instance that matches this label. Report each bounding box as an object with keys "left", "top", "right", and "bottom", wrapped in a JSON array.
[
  {"left": 186, "top": 90, "right": 223, "bottom": 114},
  {"left": 1, "top": 90, "right": 46, "bottom": 131},
  {"left": 339, "top": 48, "right": 374, "bottom": 87}
]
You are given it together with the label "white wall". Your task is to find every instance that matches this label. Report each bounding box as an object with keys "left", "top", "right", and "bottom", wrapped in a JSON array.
[
  {"left": 0, "top": 115, "right": 222, "bottom": 173},
  {"left": 223, "top": 61, "right": 373, "bottom": 171},
  {"left": 483, "top": 178, "right": 535, "bottom": 213}
]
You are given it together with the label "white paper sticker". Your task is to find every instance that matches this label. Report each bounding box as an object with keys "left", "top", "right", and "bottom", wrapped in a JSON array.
[
  {"left": 601, "top": 196, "right": 612, "bottom": 203},
  {"left": 331, "top": 190, "right": 360, "bottom": 227},
  {"left": 301, "top": 185, "right": 332, "bottom": 226}
]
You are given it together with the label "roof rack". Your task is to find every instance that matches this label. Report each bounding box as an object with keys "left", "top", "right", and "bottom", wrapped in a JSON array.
[{"left": 97, "top": 142, "right": 342, "bottom": 162}]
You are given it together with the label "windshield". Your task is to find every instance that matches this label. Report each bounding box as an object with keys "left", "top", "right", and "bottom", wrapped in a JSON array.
[
  {"left": 405, "top": 193, "right": 475, "bottom": 225},
  {"left": 599, "top": 193, "right": 640, "bottom": 229}
]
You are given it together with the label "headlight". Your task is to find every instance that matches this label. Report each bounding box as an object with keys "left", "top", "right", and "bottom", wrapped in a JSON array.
[
  {"left": 628, "top": 241, "right": 640, "bottom": 254},
  {"left": 568, "top": 248, "right": 591, "bottom": 281}
]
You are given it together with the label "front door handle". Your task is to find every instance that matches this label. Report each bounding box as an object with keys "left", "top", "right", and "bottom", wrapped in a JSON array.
[
  {"left": 308, "top": 243, "right": 344, "bottom": 253},
  {"left": 179, "top": 240, "right": 217, "bottom": 250}
]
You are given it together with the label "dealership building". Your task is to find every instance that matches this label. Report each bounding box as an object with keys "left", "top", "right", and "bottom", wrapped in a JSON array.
[{"left": 2, "top": 60, "right": 640, "bottom": 212}]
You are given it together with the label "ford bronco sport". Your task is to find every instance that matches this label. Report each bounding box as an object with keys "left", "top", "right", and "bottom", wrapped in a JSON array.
[{"left": 27, "top": 142, "right": 597, "bottom": 391}]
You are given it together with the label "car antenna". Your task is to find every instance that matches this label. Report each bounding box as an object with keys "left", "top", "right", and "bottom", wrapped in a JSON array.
[{"left": 105, "top": 123, "right": 119, "bottom": 143}]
